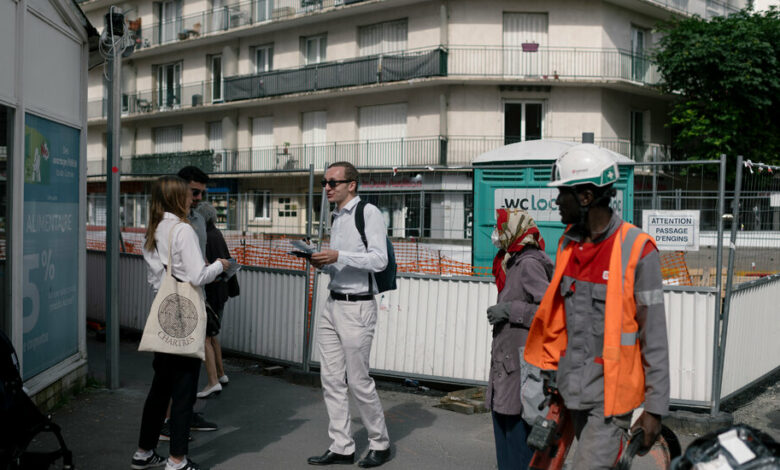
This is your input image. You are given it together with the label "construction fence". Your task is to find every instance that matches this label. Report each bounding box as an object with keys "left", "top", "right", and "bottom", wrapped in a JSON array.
[{"left": 86, "top": 157, "right": 780, "bottom": 413}]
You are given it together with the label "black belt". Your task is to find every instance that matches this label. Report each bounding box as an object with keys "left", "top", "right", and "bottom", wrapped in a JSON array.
[{"left": 330, "top": 291, "right": 373, "bottom": 302}]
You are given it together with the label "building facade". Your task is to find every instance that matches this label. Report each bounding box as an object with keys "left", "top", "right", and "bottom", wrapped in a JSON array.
[{"left": 81, "top": 0, "right": 744, "bottom": 237}]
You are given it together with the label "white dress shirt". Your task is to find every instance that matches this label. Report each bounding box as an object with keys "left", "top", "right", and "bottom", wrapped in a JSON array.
[
  {"left": 143, "top": 212, "right": 224, "bottom": 292},
  {"left": 323, "top": 196, "right": 388, "bottom": 295}
]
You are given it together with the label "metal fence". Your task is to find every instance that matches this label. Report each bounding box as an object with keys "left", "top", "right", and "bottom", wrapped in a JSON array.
[{"left": 86, "top": 157, "right": 780, "bottom": 412}]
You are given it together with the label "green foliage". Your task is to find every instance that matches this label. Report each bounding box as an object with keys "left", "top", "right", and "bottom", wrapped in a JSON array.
[{"left": 654, "top": 8, "right": 780, "bottom": 165}]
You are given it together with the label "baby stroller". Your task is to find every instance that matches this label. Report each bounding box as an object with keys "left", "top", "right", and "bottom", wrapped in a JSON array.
[{"left": 0, "top": 330, "right": 74, "bottom": 469}]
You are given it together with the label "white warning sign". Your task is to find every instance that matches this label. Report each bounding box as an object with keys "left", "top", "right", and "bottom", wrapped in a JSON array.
[{"left": 642, "top": 210, "right": 700, "bottom": 251}]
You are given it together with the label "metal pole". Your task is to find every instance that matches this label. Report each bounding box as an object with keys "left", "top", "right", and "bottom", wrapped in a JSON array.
[
  {"left": 301, "top": 164, "right": 314, "bottom": 372},
  {"left": 651, "top": 147, "right": 658, "bottom": 210},
  {"left": 709, "top": 154, "right": 727, "bottom": 414},
  {"left": 304, "top": 165, "right": 330, "bottom": 372},
  {"left": 105, "top": 42, "right": 122, "bottom": 389},
  {"left": 713, "top": 155, "right": 743, "bottom": 414}
]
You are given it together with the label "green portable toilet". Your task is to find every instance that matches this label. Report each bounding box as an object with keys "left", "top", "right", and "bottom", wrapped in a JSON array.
[{"left": 472, "top": 140, "right": 635, "bottom": 271}]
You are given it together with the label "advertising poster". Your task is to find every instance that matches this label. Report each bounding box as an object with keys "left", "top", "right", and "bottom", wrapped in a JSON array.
[{"left": 23, "top": 114, "right": 79, "bottom": 379}]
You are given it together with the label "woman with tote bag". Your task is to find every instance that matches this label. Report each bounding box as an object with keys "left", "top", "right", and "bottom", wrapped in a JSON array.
[{"left": 131, "top": 176, "right": 229, "bottom": 470}]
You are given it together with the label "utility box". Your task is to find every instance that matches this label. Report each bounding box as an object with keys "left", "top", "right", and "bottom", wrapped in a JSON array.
[{"left": 472, "top": 140, "right": 635, "bottom": 270}]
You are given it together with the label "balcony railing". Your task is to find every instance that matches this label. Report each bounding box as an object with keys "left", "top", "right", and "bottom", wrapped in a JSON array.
[
  {"left": 641, "top": 0, "right": 741, "bottom": 18},
  {"left": 88, "top": 79, "right": 226, "bottom": 120},
  {"left": 128, "top": 0, "right": 367, "bottom": 50},
  {"left": 86, "top": 136, "right": 669, "bottom": 176},
  {"left": 223, "top": 47, "right": 446, "bottom": 101},
  {"left": 448, "top": 46, "right": 661, "bottom": 85},
  {"left": 89, "top": 46, "right": 663, "bottom": 120},
  {"left": 88, "top": 48, "right": 446, "bottom": 120}
]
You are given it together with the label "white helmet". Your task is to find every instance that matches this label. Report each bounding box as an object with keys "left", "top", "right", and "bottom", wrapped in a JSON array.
[{"left": 548, "top": 144, "right": 620, "bottom": 188}]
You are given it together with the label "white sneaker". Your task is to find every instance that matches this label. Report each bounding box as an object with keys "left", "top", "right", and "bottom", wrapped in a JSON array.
[
  {"left": 196, "top": 383, "right": 222, "bottom": 399},
  {"left": 218, "top": 375, "right": 229, "bottom": 385}
]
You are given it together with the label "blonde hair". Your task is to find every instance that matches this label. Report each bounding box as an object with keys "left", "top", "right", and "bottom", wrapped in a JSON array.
[{"left": 144, "top": 176, "right": 190, "bottom": 251}]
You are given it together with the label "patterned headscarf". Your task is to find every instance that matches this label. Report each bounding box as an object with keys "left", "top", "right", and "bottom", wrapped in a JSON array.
[{"left": 491, "top": 208, "right": 545, "bottom": 293}]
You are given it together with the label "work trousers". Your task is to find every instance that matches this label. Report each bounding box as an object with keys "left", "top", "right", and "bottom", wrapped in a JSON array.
[
  {"left": 138, "top": 352, "right": 201, "bottom": 456},
  {"left": 569, "top": 406, "right": 632, "bottom": 470},
  {"left": 318, "top": 297, "right": 390, "bottom": 455},
  {"left": 491, "top": 411, "right": 533, "bottom": 470}
]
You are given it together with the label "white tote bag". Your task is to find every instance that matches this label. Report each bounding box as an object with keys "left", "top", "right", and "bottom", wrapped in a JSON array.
[{"left": 138, "top": 224, "right": 206, "bottom": 360}]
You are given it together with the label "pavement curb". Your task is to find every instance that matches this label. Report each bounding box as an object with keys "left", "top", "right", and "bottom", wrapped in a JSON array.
[{"left": 664, "top": 410, "right": 733, "bottom": 435}]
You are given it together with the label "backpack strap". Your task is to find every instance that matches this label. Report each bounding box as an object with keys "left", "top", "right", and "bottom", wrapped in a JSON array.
[{"left": 354, "top": 200, "right": 374, "bottom": 294}]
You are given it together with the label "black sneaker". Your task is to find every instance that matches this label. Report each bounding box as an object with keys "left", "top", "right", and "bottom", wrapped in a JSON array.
[
  {"left": 131, "top": 450, "right": 166, "bottom": 469},
  {"left": 190, "top": 412, "right": 218, "bottom": 431},
  {"left": 159, "top": 421, "right": 192, "bottom": 442},
  {"left": 165, "top": 458, "right": 204, "bottom": 470}
]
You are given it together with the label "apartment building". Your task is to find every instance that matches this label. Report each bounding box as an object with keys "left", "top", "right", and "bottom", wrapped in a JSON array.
[{"left": 81, "top": 0, "right": 744, "bottom": 236}]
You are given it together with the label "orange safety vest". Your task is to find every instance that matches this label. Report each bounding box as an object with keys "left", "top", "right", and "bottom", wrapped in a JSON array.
[{"left": 524, "top": 222, "right": 656, "bottom": 417}]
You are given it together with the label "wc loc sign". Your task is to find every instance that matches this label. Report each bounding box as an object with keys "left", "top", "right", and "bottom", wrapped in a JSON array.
[
  {"left": 494, "top": 187, "right": 624, "bottom": 222},
  {"left": 642, "top": 210, "right": 700, "bottom": 251}
]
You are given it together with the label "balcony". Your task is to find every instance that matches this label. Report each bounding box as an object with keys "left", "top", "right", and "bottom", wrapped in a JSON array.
[
  {"left": 86, "top": 136, "right": 670, "bottom": 176},
  {"left": 88, "top": 46, "right": 662, "bottom": 121},
  {"left": 639, "top": 0, "right": 741, "bottom": 18},
  {"left": 126, "top": 0, "right": 368, "bottom": 51},
  {"left": 87, "top": 47, "right": 447, "bottom": 120},
  {"left": 224, "top": 47, "right": 446, "bottom": 101},
  {"left": 447, "top": 46, "right": 661, "bottom": 85}
]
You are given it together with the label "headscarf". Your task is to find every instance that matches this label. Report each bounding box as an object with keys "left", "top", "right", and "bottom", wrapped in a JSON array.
[{"left": 491, "top": 208, "right": 545, "bottom": 293}]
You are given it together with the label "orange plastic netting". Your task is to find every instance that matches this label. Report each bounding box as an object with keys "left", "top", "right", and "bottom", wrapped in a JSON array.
[{"left": 86, "top": 227, "right": 693, "bottom": 284}]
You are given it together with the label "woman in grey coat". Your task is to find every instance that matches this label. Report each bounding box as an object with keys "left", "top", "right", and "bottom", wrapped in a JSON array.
[{"left": 486, "top": 208, "right": 553, "bottom": 470}]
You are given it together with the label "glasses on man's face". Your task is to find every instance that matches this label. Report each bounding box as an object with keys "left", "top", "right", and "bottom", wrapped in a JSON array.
[
  {"left": 191, "top": 188, "right": 207, "bottom": 197},
  {"left": 321, "top": 179, "right": 352, "bottom": 189}
]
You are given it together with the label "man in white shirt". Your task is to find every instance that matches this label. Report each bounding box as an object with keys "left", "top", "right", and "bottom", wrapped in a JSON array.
[{"left": 308, "top": 162, "right": 391, "bottom": 468}]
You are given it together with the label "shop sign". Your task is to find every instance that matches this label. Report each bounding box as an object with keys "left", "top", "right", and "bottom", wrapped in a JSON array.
[{"left": 494, "top": 187, "right": 624, "bottom": 222}]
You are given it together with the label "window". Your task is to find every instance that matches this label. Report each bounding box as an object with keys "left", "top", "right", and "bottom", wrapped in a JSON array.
[
  {"left": 358, "top": 19, "right": 407, "bottom": 55},
  {"left": 255, "top": 0, "right": 271, "bottom": 22},
  {"left": 252, "top": 190, "right": 270, "bottom": 220},
  {"left": 503, "top": 13, "right": 548, "bottom": 76},
  {"left": 156, "top": 62, "right": 181, "bottom": 109},
  {"left": 209, "top": 121, "right": 222, "bottom": 151},
  {"left": 631, "top": 26, "right": 649, "bottom": 82},
  {"left": 630, "top": 110, "right": 646, "bottom": 160},
  {"left": 255, "top": 45, "right": 273, "bottom": 73},
  {"left": 157, "top": 0, "right": 182, "bottom": 44},
  {"left": 153, "top": 125, "right": 182, "bottom": 153},
  {"left": 303, "top": 35, "right": 327, "bottom": 65},
  {"left": 210, "top": 55, "right": 222, "bottom": 102},
  {"left": 277, "top": 197, "right": 298, "bottom": 218},
  {"left": 358, "top": 103, "right": 407, "bottom": 166},
  {"left": 504, "top": 102, "right": 543, "bottom": 145}
]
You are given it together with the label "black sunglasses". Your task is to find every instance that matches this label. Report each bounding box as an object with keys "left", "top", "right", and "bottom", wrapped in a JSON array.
[
  {"left": 191, "top": 188, "right": 208, "bottom": 197},
  {"left": 321, "top": 179, "right": 353, "bottom": 188}
]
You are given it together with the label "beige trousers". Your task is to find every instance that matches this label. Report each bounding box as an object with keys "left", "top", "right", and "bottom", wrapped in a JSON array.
[{"left": 318, "top": 297, "right": 390, "bottom": 455}]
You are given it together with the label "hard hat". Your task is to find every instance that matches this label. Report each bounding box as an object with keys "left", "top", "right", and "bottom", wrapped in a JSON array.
[{"left": 548, "top": 144, "right": 620, "bottom": 188}]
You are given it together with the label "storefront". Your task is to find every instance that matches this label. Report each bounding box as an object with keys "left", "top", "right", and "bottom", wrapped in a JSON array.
[{"left": 0, "top": 0, "right": 95, "bottom": 407}]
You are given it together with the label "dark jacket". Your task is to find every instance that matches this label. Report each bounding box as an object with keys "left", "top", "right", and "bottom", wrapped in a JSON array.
[
  {"left": 485, "top": 247, "right": 553, "bottom": 415},
  {"left": 204, "top": 221, "right": 231, "bottom": 310}
]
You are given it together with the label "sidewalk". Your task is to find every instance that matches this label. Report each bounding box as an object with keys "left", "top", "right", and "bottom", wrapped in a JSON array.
[
  {"left": 51, "top": 334, "right": 497, "bottom": 469},
  {"left": 49, "top": 333, "right": 780, "bottom": 469}
]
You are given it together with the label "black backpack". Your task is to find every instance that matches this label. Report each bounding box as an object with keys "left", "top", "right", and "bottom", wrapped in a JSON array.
[{"left": 354, "top": 201, "right": 397, "bottom": 293}]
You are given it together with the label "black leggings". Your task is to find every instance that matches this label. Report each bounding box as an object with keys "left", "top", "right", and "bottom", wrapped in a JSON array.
[{"left": 138, "top": 352, "right": 201, "bottom": 456}]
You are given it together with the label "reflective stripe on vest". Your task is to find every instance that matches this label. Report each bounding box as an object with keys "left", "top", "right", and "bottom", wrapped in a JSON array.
[{"left": 524, "top": 222, "right": 656, "bottom": 417}]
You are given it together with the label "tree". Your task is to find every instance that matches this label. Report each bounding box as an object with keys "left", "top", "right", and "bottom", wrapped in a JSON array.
[{"left": 654, "top": 8, "right": 780, "bottom": 165}]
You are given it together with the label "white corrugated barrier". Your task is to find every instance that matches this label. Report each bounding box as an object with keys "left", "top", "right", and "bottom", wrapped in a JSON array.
[
  {"left": 309, "top": 273, "right": 497, "bottom": 383},
  {"left": 86, "top": 252, "right": 307, "bottom": 364},
  {"left": 664, "top": 289, "right": 717, "bottom": 403},
  {"left": 87, "top": 252, "right": 726, "bottom": 404},
  {"left": 219, "top": 268, "right": 307, "bottom": 364},
  {"left": 720, "top": 276, "right": 780, "bottom": 399}
]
